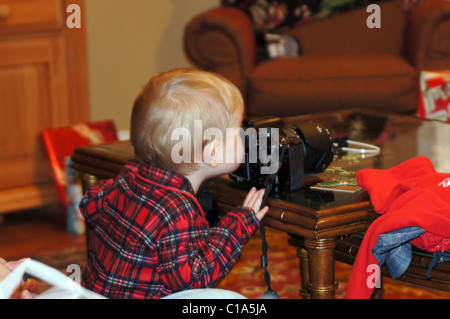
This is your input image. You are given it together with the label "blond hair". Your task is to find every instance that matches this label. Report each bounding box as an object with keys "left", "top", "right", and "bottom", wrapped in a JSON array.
[{"left": 130, "top": 68, "right": 244, "bottom": 175}]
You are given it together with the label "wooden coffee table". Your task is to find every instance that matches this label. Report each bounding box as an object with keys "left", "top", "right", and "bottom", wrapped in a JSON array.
[{"left": 71, "top": 109, "right": 450, "bottom": 298}]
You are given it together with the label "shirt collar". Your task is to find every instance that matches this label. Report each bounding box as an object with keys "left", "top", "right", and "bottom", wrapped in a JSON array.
[{"left": 124, "top": 157, "right": 195, "bottom": 195}]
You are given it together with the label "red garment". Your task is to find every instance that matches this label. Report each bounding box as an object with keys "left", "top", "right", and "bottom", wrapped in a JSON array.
[
  {"left": 80, "top": 158, "right": 260, "bottom": 299},
  {"left": 345, "top": 156, "right": 450, "bottom": 299}
]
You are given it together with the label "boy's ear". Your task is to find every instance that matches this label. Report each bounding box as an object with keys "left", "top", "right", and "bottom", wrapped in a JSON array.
[{"left": 203, "top": 138, "right": 222, "bottom": 168}]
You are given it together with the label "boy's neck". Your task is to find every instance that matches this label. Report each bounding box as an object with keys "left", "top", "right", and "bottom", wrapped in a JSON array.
[
  {"left": 185, "top": 173, "right": 204, "bottom": 194},
  {"left": 186, "top": 167, "right": 215, "bottom": 194}
]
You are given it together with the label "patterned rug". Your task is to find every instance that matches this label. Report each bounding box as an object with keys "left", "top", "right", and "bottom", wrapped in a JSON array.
[
  {"left": 30, "top": 228, "right": 450, "bottom": 299},
  {"left": 217, "top": 228, "right": 450, "bottom": 299}
]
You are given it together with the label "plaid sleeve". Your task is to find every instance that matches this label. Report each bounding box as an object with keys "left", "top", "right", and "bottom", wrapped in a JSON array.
[
  {"left": 79, "top": 179, "right": 114, "bottom": 226},
  {"left": 224, "top": 206, "right": 260, "bottom": 242},
  {"left": 157, "top": 204, "right": 260, "bottom": 292}
]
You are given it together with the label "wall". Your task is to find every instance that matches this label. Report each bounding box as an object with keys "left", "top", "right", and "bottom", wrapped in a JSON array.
[{"left": 85, "top": 0, "right": 218, "bottom": 132}]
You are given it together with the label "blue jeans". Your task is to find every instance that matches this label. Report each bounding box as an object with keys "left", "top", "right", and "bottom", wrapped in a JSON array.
[{"left": 373, "top": 227, "right": 449, "bottom": 279}]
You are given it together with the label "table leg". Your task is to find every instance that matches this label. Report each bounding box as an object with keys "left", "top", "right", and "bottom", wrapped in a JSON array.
[
  {"left": 304, "top": 238, "right": 338, "bottom": 299},
  {"left": 78, "top": 172, "right": 101, "bottom": 193},
  {"left": 296, "top": 247, "right": 311, "bottom": 299}
]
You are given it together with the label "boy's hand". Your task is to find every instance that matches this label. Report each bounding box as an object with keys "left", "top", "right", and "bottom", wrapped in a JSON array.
[{"left": 243, "top": 187, "right": 269, "bottom": 221}]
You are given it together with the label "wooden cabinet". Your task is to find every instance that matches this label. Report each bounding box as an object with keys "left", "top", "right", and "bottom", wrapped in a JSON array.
[{"left": 0, "top": 0, "right": 90, "bottom": 213}]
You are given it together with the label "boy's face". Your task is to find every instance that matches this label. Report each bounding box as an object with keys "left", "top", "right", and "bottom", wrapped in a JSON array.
[{"left": 205, "top": 111, "right": 244, "bottom": 176}]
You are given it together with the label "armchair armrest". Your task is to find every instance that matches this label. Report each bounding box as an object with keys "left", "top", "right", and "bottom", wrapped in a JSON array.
[
  {"left": 183, "top": 7, "right": 257, "bottom": 93},
  {"left": 407, "top": 0, "right": 450, "bottom": 70}
]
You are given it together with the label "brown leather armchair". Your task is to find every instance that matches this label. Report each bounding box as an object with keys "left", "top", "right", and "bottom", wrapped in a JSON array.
[{"left": 183, "top": 0, "right": 450, "bottom": 117}]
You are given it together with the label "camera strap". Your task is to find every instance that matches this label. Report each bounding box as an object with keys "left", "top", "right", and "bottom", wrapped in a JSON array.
[{"left": 259, "top": 143, "right": 288, "bottom": 299}]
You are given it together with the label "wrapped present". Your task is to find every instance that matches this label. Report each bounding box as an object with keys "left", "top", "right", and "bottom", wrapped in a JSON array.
[{"left": 418, "top": 71, "right": 450, "bottom": 122}]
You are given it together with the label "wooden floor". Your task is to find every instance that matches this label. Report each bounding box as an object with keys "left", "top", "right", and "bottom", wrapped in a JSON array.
[{"left": 0, "top": 205, "right": 86, "bottom": 261}]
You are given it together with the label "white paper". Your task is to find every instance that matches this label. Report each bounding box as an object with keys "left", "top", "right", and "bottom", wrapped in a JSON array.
[{"left": 0, "top": 259, "right": 105, "bottom": 299}]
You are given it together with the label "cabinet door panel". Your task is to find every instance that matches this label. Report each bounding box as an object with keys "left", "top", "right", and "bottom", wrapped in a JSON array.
[{"left": 0, "top": 36, "right": 70, "bottom": 189}]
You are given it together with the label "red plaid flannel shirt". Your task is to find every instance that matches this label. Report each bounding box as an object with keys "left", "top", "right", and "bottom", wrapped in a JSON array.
[{"left": 80, "top": 158, "right": 260, "bottom": 299}]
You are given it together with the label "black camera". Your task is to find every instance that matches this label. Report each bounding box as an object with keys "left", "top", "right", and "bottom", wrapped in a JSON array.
[{"left": 229, "top": 116, "right": 334, "bottom": 192}]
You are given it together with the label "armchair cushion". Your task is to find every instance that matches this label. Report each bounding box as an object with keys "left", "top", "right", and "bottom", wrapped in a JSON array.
[
  {"left": 282, "top": 0, "right": 407, "bottom": 56},
  {"left": 248, "top": 54, "right": 417, "bottom": 116}
]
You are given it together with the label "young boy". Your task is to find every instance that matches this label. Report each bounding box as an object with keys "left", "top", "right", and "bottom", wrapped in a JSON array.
[{"left": 80, "top": 69, "right": 269, "bottom": 299}]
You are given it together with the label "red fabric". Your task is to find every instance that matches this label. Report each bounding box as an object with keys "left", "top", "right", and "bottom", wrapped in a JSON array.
[{"left": 345, "top": 156, "right": 450, "bottom": 299}]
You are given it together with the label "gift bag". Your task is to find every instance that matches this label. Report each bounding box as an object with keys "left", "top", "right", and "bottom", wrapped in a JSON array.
[
  {"left": 417, "top": 71, "right": 450, "bottom": 122},
  {"left": 0, "top": 259, "right": 105, "bottom": 299},
  {"left": 41, "top": 120, "right": 118, "bottom": 234}
]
